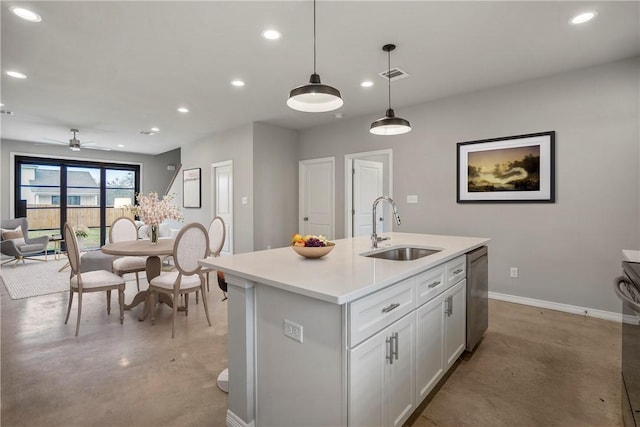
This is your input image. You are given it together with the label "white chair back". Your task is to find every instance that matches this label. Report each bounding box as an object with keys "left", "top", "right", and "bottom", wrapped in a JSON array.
[
  {"left": 63, "top": 223, "right": 80, "bottom": 275},
  {"left": 208, "top": 216, "right": 225, "bottom": 257},
  {"left": 174, "top": 223, "right": 209, "bottom": 275},
  {"left": 110, "top": 217, "right": 138, "bottom": 243}
]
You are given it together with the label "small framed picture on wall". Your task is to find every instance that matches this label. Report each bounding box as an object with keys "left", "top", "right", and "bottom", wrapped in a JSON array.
[{"left": 183, "top": 167, "right": 201, "bottom": 208}]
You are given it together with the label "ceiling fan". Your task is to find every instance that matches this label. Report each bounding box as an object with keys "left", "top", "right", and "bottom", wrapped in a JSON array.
[{"left": 43, "top": 128, "right": 111, "bottom": 151}]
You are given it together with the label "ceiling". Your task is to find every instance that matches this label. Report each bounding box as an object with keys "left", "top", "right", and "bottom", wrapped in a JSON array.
[{"left": 1, "top": 1, "right": 638, "bottom": 155}]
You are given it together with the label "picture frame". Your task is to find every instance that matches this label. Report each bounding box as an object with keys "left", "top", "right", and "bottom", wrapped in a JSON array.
[
  {"left": 457, "top": 131, "right": 555, "bottom": 203},
  {"left": 183, "top": 167, "right": 201, "bottom": 208}
]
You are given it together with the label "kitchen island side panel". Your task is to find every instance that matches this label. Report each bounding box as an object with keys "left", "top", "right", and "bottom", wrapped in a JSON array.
[{"left": 255, "top": 283, "right": 346, "bottom": 427}]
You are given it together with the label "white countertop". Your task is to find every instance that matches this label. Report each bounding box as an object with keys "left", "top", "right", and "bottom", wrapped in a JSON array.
[
  {"left": 623, "top": 249, "right": 640, "bottom": 263},
  {"left": 200, "top": 232, "right": 490, "bottom": 304}
]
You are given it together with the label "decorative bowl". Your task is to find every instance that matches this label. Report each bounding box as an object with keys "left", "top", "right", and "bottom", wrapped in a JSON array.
[{"left": 291, "top": 242, "right": 335, "bottom": 259}]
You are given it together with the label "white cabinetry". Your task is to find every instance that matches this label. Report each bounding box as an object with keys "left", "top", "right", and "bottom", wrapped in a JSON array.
[
  {"left": 349, "top": 255, "right": 468, "bottom": 427},
  {"left": 349, "top": 313, "right": 415, "bottom": 427},
  {"left": 443, "top": 279, "right": 467, "bottom": 369}
]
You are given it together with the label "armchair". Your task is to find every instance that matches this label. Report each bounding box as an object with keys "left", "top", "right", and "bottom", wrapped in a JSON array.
[{"left": 1, "top": 218, "right": 49, "bottom": 268}]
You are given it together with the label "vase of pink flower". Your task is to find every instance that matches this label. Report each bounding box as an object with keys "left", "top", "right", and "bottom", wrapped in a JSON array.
[{"left": 134, "top": 192, "right": 183, "bottom": 244}]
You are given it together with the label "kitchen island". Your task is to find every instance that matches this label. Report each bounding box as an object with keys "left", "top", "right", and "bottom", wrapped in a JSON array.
[{"left": 201, "top": 232, "right": 490, "bottom": 427}]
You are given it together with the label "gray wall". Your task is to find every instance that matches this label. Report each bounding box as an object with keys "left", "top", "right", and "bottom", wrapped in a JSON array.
[
  {"left": 177, "top": 122, "right": 299, "bottom": 254},
  {"left": 253, "top": 122, "right": 299, "bottom": 250},
  {"left": 0, "top": 139, "right": 180, "bottom": 218},
  {"left": 299, "top": 57, "right": 640, "bottom": 314}
]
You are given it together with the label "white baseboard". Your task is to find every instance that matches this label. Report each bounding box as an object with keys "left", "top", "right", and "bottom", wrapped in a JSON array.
[
  {"left": 226, "top": 410, "right": 254, "bottom": 427},
  {"left": 488, "top": 291, "right": 631, "bottom": 323}
]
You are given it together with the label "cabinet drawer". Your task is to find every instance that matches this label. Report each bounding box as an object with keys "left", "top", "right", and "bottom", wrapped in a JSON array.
[
  {"left": 349, "top": 278, "right": 415, "bottom": 347},
  {"left": 416, "top": 265, "right": 446, "bottom": 307},
  {"left": 446, "top": 255, "right": 466, "bottom": 287}
]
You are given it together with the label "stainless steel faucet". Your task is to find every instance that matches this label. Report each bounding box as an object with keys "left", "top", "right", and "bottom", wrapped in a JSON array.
[{"left": 371, "top": 196, "right": 401, "bottom": 248}]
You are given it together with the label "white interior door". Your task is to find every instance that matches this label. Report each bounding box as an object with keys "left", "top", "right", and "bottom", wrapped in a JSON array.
[
  {"left": 353, "top": 159, "right": 384, "bottom": 237},
  {"left": 212, "top": 161, "right": 233, "bottom": 255},
  {"left": 299, "top": 158, "right": 335, "bottom": 239}
]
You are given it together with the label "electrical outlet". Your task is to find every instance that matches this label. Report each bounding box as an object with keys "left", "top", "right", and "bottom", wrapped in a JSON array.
[
  {"left": 407, "top": 195, "right": 418, "bottom": 204},
  {"left": 510, "top": 267, "right": 519, "bottom": 278},
  {"left": 284, "top": 319, "right": 303, "bottom": 343}
]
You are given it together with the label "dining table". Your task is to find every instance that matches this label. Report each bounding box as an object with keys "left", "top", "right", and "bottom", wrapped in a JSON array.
[{"left": 101, "top": 238, "right": 175, "bottom": 321}]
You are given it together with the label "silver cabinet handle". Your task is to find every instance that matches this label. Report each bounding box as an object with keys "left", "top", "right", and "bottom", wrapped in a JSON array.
[
  {"left": 428, "top": 280, "right": 441, "bottom": 289},
  {"left": 381, "top": 302, "right": 400, "bottom": 313},
  {"left": 445, "top": 296, "right": 453, "bottom": 317},
  {"left": 392, "top": 332, "right": 399, "bottom": 361},
  {"left": 453, "top": 268, "right": 463, "bottom": 275},
  {"left": 385, "top": 336, "right": 394, "bottom": 364}
]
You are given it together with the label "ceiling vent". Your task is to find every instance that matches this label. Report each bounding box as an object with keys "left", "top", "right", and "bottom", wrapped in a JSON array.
[
  {"left": 0, "top": 110, "right": 15, "bottom": 115},
  {"left": 378, "top": 67, "right": 409, "bottom": 82}
]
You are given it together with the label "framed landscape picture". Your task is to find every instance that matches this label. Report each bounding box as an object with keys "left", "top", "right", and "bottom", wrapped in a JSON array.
[
  {"left": 183, "top": 167, "right": 201, "bottom": 208},
  {"left": 457, "top": 131, "right": 555, "bottom": 203}
]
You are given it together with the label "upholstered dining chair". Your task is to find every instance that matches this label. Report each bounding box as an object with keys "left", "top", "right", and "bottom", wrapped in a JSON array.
[
  {"left": 109, "top": 217, "right": 146, "bottom": 291},
  {"left": 199, "top": 216, "right": 226, "bottom": 303},
  {"left": 63, "top": 223, "right": 125, "bottom": 336},
  {"left": 148, "top": 222, "right": 211, "bottom": 338}
]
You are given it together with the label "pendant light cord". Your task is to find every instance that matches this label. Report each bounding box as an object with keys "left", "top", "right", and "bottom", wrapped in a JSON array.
[
  {"left": 387, "top": 47, "right": 391, "bottom": 110},
  {"left": 313, "top": 0, "right": 317, "bottom": 74}
]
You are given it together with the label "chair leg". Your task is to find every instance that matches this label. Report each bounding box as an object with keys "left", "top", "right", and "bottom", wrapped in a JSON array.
[
  {"left": 206, "top": 271, "right": 210, "bottom": 292},
  {"left": 118, "top": 287, "right": 125, "bottom": 324},
  {"left": 195, "top": 290, "right": 199, "bottom": 305},
  {"left": 75, "top": 292, "right": 83, "bottom": 336},
  {"left": 135, "top": 272, "right": 140, "bottom": 292},
  {"left": 106, "top": 290, "right": 112, "bottom": 315},
  {"left": 64, "top": 291, "right": 74, "bottom": 324},
  {"left": 150, "top": 290, "right": 156, "bottom": 324},
  {"left": 201, "top": 284, "right": 212, "bottom": 327},
  {"left": 184, "top": 293, "right": 189, "bottom": 315},
  {"left": 172, "top": 289, "right": 179, "bottom": 339}
]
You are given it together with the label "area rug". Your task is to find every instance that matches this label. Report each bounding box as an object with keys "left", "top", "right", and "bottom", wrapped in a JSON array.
[
  {"left": 1, "top": 257, "right": 147, "bottom": 300},
  {"left": 1, "top": 256, "right": 69, "bottom": 299}
]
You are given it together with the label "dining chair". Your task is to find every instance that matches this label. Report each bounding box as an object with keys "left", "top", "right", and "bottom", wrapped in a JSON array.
[
  {"left": 200, "top": 216, "right": 226, "bottom": 300},
  {"left": 110, "top": 217, "right": 146, "bottom": 291},
  {"left": 63, "top": 223, "right": 125, "bottom": 336},
  {"left": 148, "top": 222, "right": 211, "bottom": 338}
]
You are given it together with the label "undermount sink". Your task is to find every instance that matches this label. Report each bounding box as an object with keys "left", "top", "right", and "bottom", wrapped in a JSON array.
[{"left": 363, "top": 246, "right": 442, "bottom": 261}]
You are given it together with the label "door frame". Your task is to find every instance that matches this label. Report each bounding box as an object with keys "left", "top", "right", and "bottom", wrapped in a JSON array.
[
  {"left": 345, "top": 149, "right": 393, "bottom": 238},
  {"left": 299, "top": 157, "right": 335, "bottom": 239},
  {"left": 211, "top": 160, "right": 233, "bottom": 255}
]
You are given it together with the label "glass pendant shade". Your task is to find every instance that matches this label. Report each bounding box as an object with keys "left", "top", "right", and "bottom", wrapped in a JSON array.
[
  {"left": 370, "top": 108, "right": 411, "bottom": 135},
  {"left": 287, "top": 74, "right": 343, "bottom": 112}
]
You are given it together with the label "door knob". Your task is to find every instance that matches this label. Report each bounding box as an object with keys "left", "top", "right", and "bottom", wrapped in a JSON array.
[{"left": 303, "top": 217, "right": 309, "bottom": 221}]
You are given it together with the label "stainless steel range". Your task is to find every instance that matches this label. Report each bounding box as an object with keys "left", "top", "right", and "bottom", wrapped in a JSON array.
[{"left": 615, "top": 261, "right": 640, "bottom": 426}]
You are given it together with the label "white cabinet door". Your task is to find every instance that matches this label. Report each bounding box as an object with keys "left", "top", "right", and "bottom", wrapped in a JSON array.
[
  {"left": 387, "top": 313, "right": 416, "bottom": 427},
  {"left": 349, "top": 313, "right": 416, "bottom": 427},
  {"left": 349, "top": 328, "right": 387, "bottom": 427},
  {"left": 415, "top": 295, "right": 445, "bottom": 402},
  {"left": 444, "top": 279, "right": 467, "bottom": 370}
]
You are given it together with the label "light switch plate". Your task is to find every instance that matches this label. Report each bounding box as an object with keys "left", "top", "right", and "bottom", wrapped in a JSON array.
[
  {"left": 407, "top": 195, "right": 418, "bottom": 204},
  {"left": 241, "top": 196, "right": 248, "bottom": 205}
]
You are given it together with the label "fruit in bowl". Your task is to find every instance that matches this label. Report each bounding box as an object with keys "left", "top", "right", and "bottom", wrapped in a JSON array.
[{"left": 291, "top": 233, "right": 335, "bottom": 258}]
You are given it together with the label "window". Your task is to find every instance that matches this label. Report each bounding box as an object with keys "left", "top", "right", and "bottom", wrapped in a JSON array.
[{"left": 15, "top": 156, "right": 140, "bottom": 248}]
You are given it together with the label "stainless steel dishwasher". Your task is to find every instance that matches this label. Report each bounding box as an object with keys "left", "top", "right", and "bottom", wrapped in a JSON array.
[{"left": 466, "top": 246, "right": 488, "bottom": 352}]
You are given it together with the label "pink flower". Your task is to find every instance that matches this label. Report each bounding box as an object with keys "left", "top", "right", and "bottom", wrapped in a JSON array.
[{"left": 134, "top": 192, "right": 183, "bottom": 226}]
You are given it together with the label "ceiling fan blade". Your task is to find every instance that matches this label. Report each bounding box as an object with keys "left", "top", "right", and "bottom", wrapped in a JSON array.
[
  {"left": 85, "top": 145, "right": 112, "bottom": 151},
  {"left": 41, "top": 138, "right": 67, "bottom": 145}
]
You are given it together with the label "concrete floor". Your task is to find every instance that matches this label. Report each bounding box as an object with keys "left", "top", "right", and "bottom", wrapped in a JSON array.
[{"left": 1, "top": 276, "right": 622, "bottom": 427}]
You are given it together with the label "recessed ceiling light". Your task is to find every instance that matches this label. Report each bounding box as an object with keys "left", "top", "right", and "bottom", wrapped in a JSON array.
[
  {"left": 10, "top": 6, "right": 42, "bottom": 22},
  {"left": 361, "top": 80, "right": 374, "bottom": 88},
  {"left": 570, "top": 11, "right": 597, "bottom": 25},
  {"left": 0, "top": 103, "right": 4, "bottom": 107},
  {"left": 262, "top": 29, "right": 282, "bottom": 40},
  {"left": 231, "top": 80, "right": 245, "bottom": 87},
  {"left": 117, "top": 144, "right": 125, "bottom": 148},
  {"left": 177, "top": 107, "right": 189, "bottom": 113},
  {"left": 150, "top": 127, "right": 160, "bottom": 132},
  {"left": 6, "top": 71, "right": 27, "bottom": 79}
]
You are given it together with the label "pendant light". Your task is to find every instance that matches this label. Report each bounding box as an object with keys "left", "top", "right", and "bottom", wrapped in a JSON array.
[
  {"left": 287, "top": 0, "right": 343, "bottom": 112},
  {"left": 370, "top": 44, "right": 411, "bottom": 135}
]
